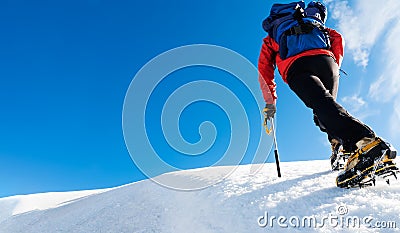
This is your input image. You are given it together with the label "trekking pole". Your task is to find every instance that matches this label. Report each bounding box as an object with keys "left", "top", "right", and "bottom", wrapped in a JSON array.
[{"left": 270, "top": 118, "right": 282, "bottom": 177}]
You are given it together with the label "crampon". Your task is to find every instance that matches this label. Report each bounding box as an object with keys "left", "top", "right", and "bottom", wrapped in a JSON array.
[
  {"left": 331, "top": 151, "right": 351, "bottom": 171},
  {"left": 336, "top": 149, "right": 399, "bottom": 188}
]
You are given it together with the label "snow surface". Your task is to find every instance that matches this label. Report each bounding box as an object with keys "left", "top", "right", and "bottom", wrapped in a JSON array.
[{"left": 1, "top": 160, "right": 400, "bottom": 233}]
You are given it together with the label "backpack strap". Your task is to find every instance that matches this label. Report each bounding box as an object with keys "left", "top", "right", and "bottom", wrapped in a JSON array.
[
  {"left": 284, "top": 20, "right": 331, "bottom": 50},
  {"left": 285, "top": 23, "right": 315, "bottom": 35},
  {"left": 292, "top": 3, "right": 305, "bottom": 21},
  {"left": 286, "top": 4, "right": 314, "bottom": 35},
  {"left": 285, "top": 20, "right": 328, "bottom": 34}
]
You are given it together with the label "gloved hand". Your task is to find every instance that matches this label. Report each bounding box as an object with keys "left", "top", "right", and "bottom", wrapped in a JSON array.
[{"left": 263, "top": 103, "right": 276, "bottom": 120}]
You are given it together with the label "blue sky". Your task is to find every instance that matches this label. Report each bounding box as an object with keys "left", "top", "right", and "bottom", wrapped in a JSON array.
[{"left": 1, "top": 0, "right": 399, "bottom": 197}]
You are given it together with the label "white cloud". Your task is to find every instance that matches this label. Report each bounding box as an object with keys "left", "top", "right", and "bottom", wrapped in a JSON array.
[
  {"left": 370, "top": 1, "right": 400, "bottom": 144},
  {"left": 368, "top": 75, "right": 385, "bottom": 101},
  {"left": 390, "top": 99, "right": 400, "bottom": 141},
  {"left": 327, "top": 0, "right": 399, "bottom": 68},
  {"left": 341, "top": 94, "right": 378, "bottom": 121},
  {"left": 341, "top": 94, "right": 366, "bottom": 112},
  {"left": 327, "top": 0, "right": 400, "bottom": 145},
  {"left": 328, "top": 1, "right": 369, "bottom": 67},
  {"left": 369, "top": 17, "right": 400, "bottom": 103}
]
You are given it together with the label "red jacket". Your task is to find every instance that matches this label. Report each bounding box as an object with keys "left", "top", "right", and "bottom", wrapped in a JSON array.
[{"left": 258, "top": 28, "right": 344, "bottom": 104}]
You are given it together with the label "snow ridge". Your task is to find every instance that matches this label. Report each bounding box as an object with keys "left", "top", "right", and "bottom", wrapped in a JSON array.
[{"left": 0, "top": 160, "right": 399, "bottom": 233}]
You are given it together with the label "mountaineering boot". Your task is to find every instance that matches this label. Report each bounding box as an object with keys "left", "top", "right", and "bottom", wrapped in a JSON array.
[
  {"left": 336, "top": 137, "right": 398, "bottom": 188},
  {"left": 330, "top": 139, "right": 351, "bottom": 171}
]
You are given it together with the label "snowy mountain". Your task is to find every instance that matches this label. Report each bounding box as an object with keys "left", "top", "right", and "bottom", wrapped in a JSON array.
[{"left": 1, "top": 160, "right": 400, "bottom": 233}]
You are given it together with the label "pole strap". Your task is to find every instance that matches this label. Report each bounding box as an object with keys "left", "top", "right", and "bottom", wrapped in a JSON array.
[{"left": 263, "top": 117, "right": 273, "bottom": 135}]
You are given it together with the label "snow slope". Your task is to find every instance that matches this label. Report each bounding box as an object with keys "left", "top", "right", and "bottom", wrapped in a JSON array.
[{"left": 1, "top": 160, "right": 400, "bottom": 233}]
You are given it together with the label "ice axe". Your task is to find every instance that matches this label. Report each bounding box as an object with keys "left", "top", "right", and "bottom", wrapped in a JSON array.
[{"left": 264, "top": 117, "right": 282, "bottom": 178}]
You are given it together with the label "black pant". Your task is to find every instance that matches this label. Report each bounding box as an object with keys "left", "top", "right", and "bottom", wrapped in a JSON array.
[{"left": 286, "top": 55, "right": 374, "bottom": 151}]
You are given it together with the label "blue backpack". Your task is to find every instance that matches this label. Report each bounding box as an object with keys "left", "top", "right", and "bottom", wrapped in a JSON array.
[{"left": 262, "top": 1, "right": 330, "bottom": 59}]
